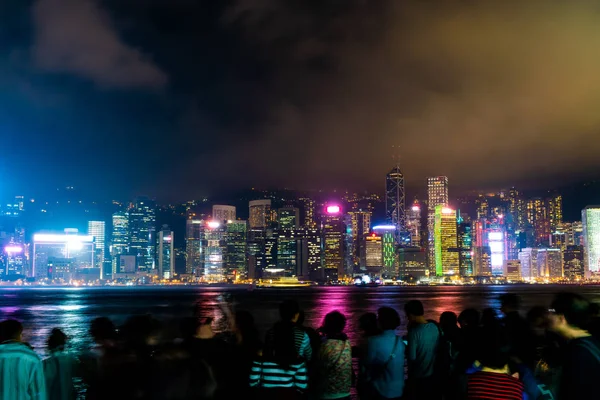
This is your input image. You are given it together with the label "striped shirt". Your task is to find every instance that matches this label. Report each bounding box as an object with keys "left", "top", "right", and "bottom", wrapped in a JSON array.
[
  {"left": 249, "top": 360, "right": 308, "bottom": 390},
  {"left": 265, "top": 326, "right": 312, "bottom": 361},
  {"left": 467, "top": 371, "right": 524, "bottom": 400},
  {"left": 0, "top": 341, "right": 47, "bottom": 400}
]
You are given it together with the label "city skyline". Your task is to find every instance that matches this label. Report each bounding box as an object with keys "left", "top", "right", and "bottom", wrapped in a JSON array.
[
  {"left": 3, "top": 2, "right": 600, "bottom": 200},
  {"left": 1, "top": 166, "right": 599, "bottom": 284}
]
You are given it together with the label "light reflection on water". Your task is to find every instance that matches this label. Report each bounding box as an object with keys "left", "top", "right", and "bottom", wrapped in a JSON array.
[{"left": 1, "top": 285, "right": 600, "bottom": 356}]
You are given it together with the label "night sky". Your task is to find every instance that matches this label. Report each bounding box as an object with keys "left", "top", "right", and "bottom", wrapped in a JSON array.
[{"left": 2, "top": 1, "right": 600, "bottom": 201}]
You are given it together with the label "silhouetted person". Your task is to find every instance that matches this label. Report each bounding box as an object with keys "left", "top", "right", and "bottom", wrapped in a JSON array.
[
  {"left": 44, "top": 328, "right": 77, "bottom": 400},
  {"left": 405, "top": 300, "right": 440, "bottom": 399},
  {"left": 0, "top": 319, "right": 47, "bottom": 400},
  {"left": 250, "top": 308, "right": 308, "bottom": 400},
  {"left": 315, "top": 311, "right": 352, "bottom": 400},
  {"left": 439, "top": 311, "right": 461, "bottom": 363},
  {"left": 180, "top": 316, "right": 233, "bottom": 400},
  {"left": 80, "top": 317, "right": 120, "bottom": 400},
  {"left": 354, "top": 312, "right": 381, "bottom": 398},
  {"left": 549, "top": 292, "right": 600, "bottom": 400},
  {"left": 364, "top": 307, "right": 406, "bottom": 400},
  {"left": 465, "top": 344, "right": 524, "bottom": 400},
  {"left": 265, "top": 300, "right": 312, "bottom": 361},
  {"left": 500, "top": 293, "right": 535, "bottom": 368}
]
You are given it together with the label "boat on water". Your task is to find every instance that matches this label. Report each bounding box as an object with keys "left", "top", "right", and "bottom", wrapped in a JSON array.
[{"left": 256, "top": 277, "right": 313, "bottom": 288}]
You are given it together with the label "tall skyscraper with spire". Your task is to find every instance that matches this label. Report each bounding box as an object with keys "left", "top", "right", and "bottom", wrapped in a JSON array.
[
  {"left": 386, "top": 162, "right": 406, "bottom": 241},
  {"left": 427, "top": 176, "right": 449, "bottom": 273}
]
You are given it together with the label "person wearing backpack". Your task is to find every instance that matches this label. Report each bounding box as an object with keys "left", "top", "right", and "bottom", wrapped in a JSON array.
[
  {"left": 364, "top": 307, "right": 406, "bottom": 400},
  {"left": 315, "top": 311, "right": 352, "bottom": 400},
  {"left": 548, "top": 292, "right": 600, "bottom": 400}
]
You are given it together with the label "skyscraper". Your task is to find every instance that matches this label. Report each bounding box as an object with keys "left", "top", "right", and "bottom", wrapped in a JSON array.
[
  {"left": 548, "top": 194, "right": 563, "bottom": 231},
  {"left": 582, "top": 206, "right": 600, "bottom": 278},
  {"left": 457, "top": 220, "right": 473, "bottom": 277},
  {"left": 185, "top": 218, "right": 203, "bottom": 275},
  {"left": 111, "top": 211, "right": 129, "bottom": 277},
  {"left": 322, "top": 205, "right": 344, "bottom": 282},
  {"left": 365, "top": 234, "right": 383, "bottom": 272},
  {"left": 518, "top": 248, "right": 539, "bottom": 280},
  {"left": 373, "top": 225, "right": 397, "bottom": 278},
  {"left": 385, "top": 165, "right": 405, "bottom": 237},
  {"left": 406, "top": 200, "right": 422, "bottom": 247},
  {"left": 278, "top": 206, "right": 300, "bottom": 230},
  {"left": 537, "top": 248, "right": 562, "bottom": 278},
  {"left": 298, "top": 197, "right": 316, "bottom": 229},
  {"left": 434, "top": 205, "right": 459, "bottom": 276},
  {"left": 225, "top": 220, "right": 247, "bottom": 280},
  {"left": 199, "top": 221, "right": 226, "bottom": 281},
  {"left": 249, "top": 200, "right": 272, "bottom": 229},
  {"left": 305, "top": 229, "right": 323, "bottom": 281},
  {"left": 564, "top": 245, "right": 584, "bottom": 281},
  {"left": 428, "top": 177, "right": 449, "bottom": 272},
  {"left": 88, "top": 221, "right": 105, "bottom": 274},
  {"left": 128, "top": 197, "right": 156, "bottom": 273},
  {"left": 348, "top": 209, "right": 371, "bottom": 269},
  {"left": 157, "top": 225, "right": 174, "bottom": 279},
  {"left": 212, "top": 205, "right": 236, "bottom": 223}
]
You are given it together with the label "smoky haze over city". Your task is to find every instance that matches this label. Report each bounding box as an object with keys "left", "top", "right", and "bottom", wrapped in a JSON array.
[{"left": 2, "top": 1, "right": 600, "bottom": 200}]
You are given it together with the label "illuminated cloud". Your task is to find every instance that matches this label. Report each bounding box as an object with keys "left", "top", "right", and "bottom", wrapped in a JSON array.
[
  {"left": 215, "top": 0, "right": 600, "bottom": 191},
  {"left": 32, "top": 0, "right": 167, "bottom": 89}
]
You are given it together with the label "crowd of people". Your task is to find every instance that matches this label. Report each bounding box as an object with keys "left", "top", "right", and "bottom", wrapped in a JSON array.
[{"left": 1, "top": 292, "right": 600, "bottom": 400}]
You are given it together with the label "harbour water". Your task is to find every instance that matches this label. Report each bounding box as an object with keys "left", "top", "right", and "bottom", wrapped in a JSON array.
[{"left": 2, "top": 284, "right": 600, "bottom": 357}]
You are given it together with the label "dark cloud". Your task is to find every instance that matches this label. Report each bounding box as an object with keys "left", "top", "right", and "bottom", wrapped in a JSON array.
[
  {"left": 32, "top": 0, "right": 167, "bottom": 89},
  {"left": 2, "top": 0, "right": 600, "bottom": 200}
]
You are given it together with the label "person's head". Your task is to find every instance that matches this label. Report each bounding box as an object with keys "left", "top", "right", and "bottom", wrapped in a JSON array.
[
  {"left": 90, "top": 317, "right": 116, "bottom": 345},
  {"left": 0, "top": 319, "right": 23, "bottom": 342},
  {"left": 458, "top": 308, "right": 480, "bottom": 329},
  {"left": 122, "top": 315, "right": 163, "bottom": 348},
  {"left": 478, "top": 344, "right": 510, "bottom": 372},
  {"left": 378, "top": 307, "right": 401, "bottom": 331},
  {"left": 359, "top": 312, "right": 379, "bottom": 336},
  {"left": 404, "top": 300, "right": 425, "bottom": 323},
  {"left": 527, "top": 306, "right": 550, "bottom": 334},
  {"left": 47, "top": 328, "right": 67, "bottom": 352},
  {"left": 500, "top": 293, "right": 521, "bottom": 315},
  {"left": 482, "top": 308, "right": 499, "bottom": 327},
  {"left": 279, "top": 300, "right": 301, "bottom": 323},
  {"left": 321, "top": 311, "right": 346, "bottom": 337},
  {"left": 440, "top": 311, "right": 458, "bottom": 331},
  {"left": 549, "top": 292, "right": 592, "bottom": 338}
]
